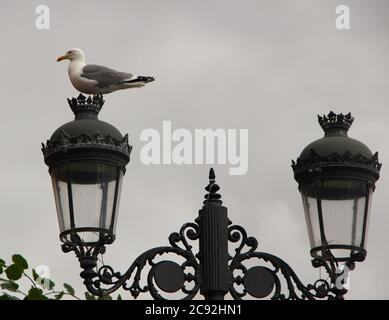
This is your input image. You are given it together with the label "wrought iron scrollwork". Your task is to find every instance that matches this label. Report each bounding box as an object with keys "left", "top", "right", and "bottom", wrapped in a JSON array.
[
  {"left": 227, "top": 224, "right": 350, "bottom": 300},
  {"left": 62, "top": 222, "right": 200, "bottom": 300},
  {"left": 63, "top": 219, "right": 352, "bottom": 300},
  {"left": 62, "top": 171, "right": 356, "bottom": 300},
  {"left": 61, "top": 169, "right": 358, "bottom": 300}
]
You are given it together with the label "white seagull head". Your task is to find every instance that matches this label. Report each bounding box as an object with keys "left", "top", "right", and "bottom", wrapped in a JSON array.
[{"left": 57, "top": 48, "right": 85, "bottom": 62}]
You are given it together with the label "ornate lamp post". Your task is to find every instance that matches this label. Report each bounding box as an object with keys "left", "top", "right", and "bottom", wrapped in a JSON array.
[{"left": 42, "top": 98, "right": 381, "bottom": 300}]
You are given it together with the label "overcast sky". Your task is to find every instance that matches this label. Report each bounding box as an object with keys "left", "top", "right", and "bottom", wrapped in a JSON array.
[{"left": 0, "top": 0, "right": 389, "bottom": 300}]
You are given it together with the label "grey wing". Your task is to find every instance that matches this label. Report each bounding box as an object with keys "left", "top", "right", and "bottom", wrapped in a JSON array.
[{"left": 81, "top": 64, "right": 134, "bottom": 88}]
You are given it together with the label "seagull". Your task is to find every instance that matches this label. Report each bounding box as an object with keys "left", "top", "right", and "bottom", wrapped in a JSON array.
[{"left": 57, "top": 48, "right": 154, "bottom": 95}]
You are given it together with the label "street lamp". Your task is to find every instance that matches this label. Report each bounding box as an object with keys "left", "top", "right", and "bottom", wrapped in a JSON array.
[
  {"left": 292, "top": 112, "right": 381, "bottom": 263},
  {"left": 42, "top": 97, "right": 381, "bottom": 300},
  {"left": 41, "top": 94, "right": 131, "bottom": 249}
]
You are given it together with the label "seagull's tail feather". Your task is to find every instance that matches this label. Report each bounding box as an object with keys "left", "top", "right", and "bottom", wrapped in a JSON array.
[
  {"left": 138, "top": 76, "right": 155, "bottom": 83},
  {"left": 120, "top": 76, "right": 155, "bottom": 84}
]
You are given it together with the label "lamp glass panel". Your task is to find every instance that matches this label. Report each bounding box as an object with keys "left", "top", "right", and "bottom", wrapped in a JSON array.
[
  {"left": 51, "top": 161, "right": 123, "bottom": 244},
  {"left": 52, "top": 177, "right": 70, "bottom": 233},
  {"left": 301, "top": 179, "right": 372, "bottom": 260}
]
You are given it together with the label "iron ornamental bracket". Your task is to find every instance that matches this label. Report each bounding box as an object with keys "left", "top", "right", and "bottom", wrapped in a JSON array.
[
  {"left": 61, "top": 169, "right": 357, "bottom": 300},
  {"left": 63, "top": 218, "right": 352, "bottom": 300},
  {"left": 62, "top": 222, "right": 201, "bottom": 300}
]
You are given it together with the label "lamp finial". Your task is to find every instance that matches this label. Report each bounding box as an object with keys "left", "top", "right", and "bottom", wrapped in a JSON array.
[
  {"left": 203, "top": 168, "right": 222, "bottom": 205},
  {"left": 67, "top": 94, "right": 105, "bottom": 117},
  {"left": 317, "top": 111, "right": 354, "bottom": 133}
]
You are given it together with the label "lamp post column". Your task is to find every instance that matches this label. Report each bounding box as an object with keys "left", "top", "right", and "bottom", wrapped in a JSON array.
[{"left": 198, "top": 169, "right": 230, "bottom": 300}]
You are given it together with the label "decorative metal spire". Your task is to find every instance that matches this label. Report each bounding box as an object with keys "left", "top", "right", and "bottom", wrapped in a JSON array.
[
  {"left": 318, "top": 111, "right": 354, "bottom": 133},
  {"left": 203, "top": 168, "right": 222, "bottom": 205},
  {"left": 67, "top": 94, "right": 105, "bottom": 116}
]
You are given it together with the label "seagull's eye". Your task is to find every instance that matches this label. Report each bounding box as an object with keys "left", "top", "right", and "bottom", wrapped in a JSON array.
[{"left": 67, "top": 51, "right": 72, "bottom": 54}]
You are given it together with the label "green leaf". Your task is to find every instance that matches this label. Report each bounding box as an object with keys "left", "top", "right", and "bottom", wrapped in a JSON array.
[
  {"left": 26, "top": 287, "right": 48, "bottom": 300},
  {"left": 85, "top": 292, "right": 96, "bottom": 300},
  {"left": 47, "top": 279, "right": 55, "bottom": 290},
  {"left": 32, "top": 269, "right": 55, "bottom": 290},
  {"left": 33, "top": 269, "right": 55, "bottom": 290},
  {"left": 64, "top": 283, "right": 75, "bottom": 296},
  {"left": 97, "top": 294, "right": 112, "bottom": 300},
  {"left": 5, "top": 264, "right": 23, "bottom": 281},
  {"left": 12, "top": 254, "right": 28, "bottom": 270},
  {"left": 0, "top": 281, "right": 19, "bottom": 292},
  {"left": 117, "top": 294, "right": 123, "bottom": 300},
  {"left": 0, "top": 259, "right": 5, "bottom": 274},
  {"left": 54, "top": 291, "right": 65, "bottom": 300},
  {"left": 40, "top": 278, "right": 55, "bottom": 290},
  {"left": 0, "top": 293, "right": 20, "bottom": 300},
  {"left": 32, "top": 269, "right": 39, "bottom": 281}
]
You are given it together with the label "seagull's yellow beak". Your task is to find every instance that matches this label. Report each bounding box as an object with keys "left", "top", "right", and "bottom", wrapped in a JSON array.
[{"left": 57, "top": 54, "right": 68, "bottom": 62}]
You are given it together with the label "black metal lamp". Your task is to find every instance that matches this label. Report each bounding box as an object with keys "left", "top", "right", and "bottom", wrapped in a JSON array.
[
  {"left": 292, "top": 112, "right": 381, "bottom": 263},
  {"left": 42, "top": 94, "right": 131, "bottom": 248}
]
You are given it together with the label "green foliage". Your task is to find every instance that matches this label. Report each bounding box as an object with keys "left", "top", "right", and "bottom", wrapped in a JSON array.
[
  {"left": 63, "top": 283, "right": 75, "bottom": 296},
  {"left": 5, "top": 264, "right": 23, "bottom": 281},
  {"left": 0, "top": 259, "right": 5, "bottom": 275},
  {"left": 54, "top": 291, "right": 65, "bottom": 300},
  {"left": 32, "top": 268, "right": 55, "bottom": 290},
  {"left": 85, "top": 292, "right": 96, "bottom": 300},
  {"left": 0, "top": 254, "right": 121, "bottom": 300},
  {"left": 32, "top": 269, "right": 39, "bottom": 281},
  {"left": 3, "top": 254, "right": 28, "bottom": 281},
  {"left": 42, "top": 279, "right": 55, "bottom": 290},
  {"left": 12, "top": 254, "right": 28, "bottom": 270},
  {"left": 0, "top": 293, "right": 20, "bottom": 300},
  {"left": 0, "top": 281, "right": 19, "bottom": 292},
  {"left": 26, "top": 288, "right": 48, "bottom": 300}
]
